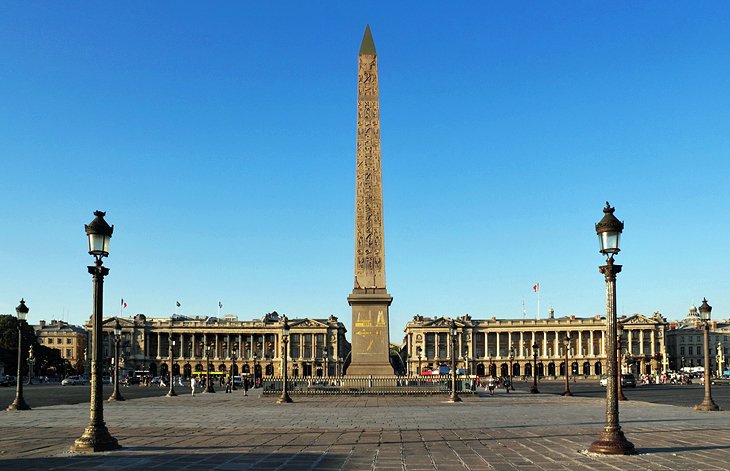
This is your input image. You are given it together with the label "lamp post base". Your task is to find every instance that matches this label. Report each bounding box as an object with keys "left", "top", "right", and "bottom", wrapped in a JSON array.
[
  {"left": 205, "top": 384, "right": 216, "bottom": 393},
  {"left": 166, "top": 389, "right": 178, "bottom": 397},
  {"left": 71, "top": 424, "right": 122, "bottom": 452},
  {"left": 588, "top": 427, "right": 635, "bottom": 455},
  {"left": 618, "top": 392, "right": 627, "bottom": 401},
  {"left": 277, "top": 393, "right": 293, "bottom": 403},
  {"left": 562, "top": 390, "right": 573, "bottom": 397},
  {"left": 6, "top": 397, "right": 31, "bottom": 411},
  {"left": 694, "top": 399, "right": 720, "bottom": 411},
  {"left": 530, "top": 385, "right": 540, "bottom": 394},
  {"left": 448, "top": 393, "right": 462, "bottom": 403},
  {"left": 108, "top": 389, "right": 125, "bottom": 402}
]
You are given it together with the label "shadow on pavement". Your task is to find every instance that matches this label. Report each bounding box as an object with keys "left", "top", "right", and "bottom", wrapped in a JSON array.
[{"left": 0, "top": 452, "right": 349, "bottom": 471}]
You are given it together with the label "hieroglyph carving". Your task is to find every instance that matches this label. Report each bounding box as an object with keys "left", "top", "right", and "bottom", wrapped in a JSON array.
[{"left": 355, "top": 52, "right": 386, "bottom": 290}]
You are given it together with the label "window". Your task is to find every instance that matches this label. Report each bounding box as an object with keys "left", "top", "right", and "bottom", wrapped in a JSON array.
[
  {"left": 680, "top": 336, "right": 685, "bottom": 343},
  {"left": 680, "top": 347, "right": 685, "bottom": 355},
  {"left": 66, "top": 349, "right": 72, "bottom": 358},
  {"left": 688, "top": 346, "right": 693, "bottom": 355},
  {"left": 67, "top": 338, "right": 72, "bottom": 344},
  {"left": 47, "top": 338, "right": 53, "bottom": 344}
]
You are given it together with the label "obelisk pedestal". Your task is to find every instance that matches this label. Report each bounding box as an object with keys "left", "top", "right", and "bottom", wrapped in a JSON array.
[{"left": 347, "top": 25, "right": 394, "bottom": 376}]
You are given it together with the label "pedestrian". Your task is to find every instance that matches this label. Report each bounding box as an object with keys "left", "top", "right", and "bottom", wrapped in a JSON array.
[
  {"left": 503, "top": 376, "right": 511, "bottom": 393},
  {"left": 225, "top": 376, "right": 232, "bottom": 393},
  {"left": 190, "top": 376, "right": 197, "bottom": 396},
  {"left": 243, "top": 377, "right": 249, "bottom": 396},
  {"left": 487, "top": 376, "right": 496, "bottom": 396},
  {"left": 179, "top": 375, "right": 184, "bottom": 386}
]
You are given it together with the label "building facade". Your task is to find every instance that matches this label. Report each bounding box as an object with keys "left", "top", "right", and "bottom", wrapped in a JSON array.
[
  {"left": 95, "top": 311, "right": 350, "bottom": 380},
  {"left": 403, "top": 310, "right": 668, "bottom": 378},
  {"left": 666, "top": 305, "right": 730, "bottom": 374},
  {"left": 34, "top": 320, "right": 87, "bottom": 373}
]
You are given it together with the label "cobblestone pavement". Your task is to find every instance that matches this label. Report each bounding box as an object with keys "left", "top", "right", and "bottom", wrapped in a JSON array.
[{"left": 1, "top": 389, "right": 729, "bottom": 470}]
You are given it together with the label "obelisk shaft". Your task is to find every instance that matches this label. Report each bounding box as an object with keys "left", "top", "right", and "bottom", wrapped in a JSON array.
[
  {"left": 354, "top": 24, "right": 385, "bottom": 290},
  {"left": 348, "top": 24, "right": 393, "bottom": 376}
]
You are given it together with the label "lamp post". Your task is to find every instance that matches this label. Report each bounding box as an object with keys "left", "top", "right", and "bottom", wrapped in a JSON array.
[
  {"left": 253, "top": 353, "right": 258, "bottom": 386},
  {"left": 108, "top": 320, "right": 124, "bottom": 401},
  {"left": 27, "top": 345, "right": 35, "bottom": 385},
  {"left": 489, "top": 355, "right": 494, "bottom": 378},
  {"left": 231, "top": 344, "right": 238, "bottom": 390},
  {"left": 204, "top": 343, "right": 215, "bottom": 393},
  {"left": 562, "top": 336, "right": 573, "bottom": 396},
  {"left": 617, "top": 322, "right": 627, "bottom": 401},
  {"left": 588, "top": 202, "right": 635, "bottom": 455},
  {"left": 166, "top": 332, "right": 177, "bottom": 397},
  {"left": 694, "top": 298, "right": 719, "bottom": 411},
  {"left": 448, "top": 319, "right": 462, "bottom": 403},
  {"left": 508, "top": 346, "right": 515, "bottom": 391},
  {"left": 416, "top": 346, "right": 422, "bottom": 377},
  {"left": 73, "top": 210, "right": 121, "bottom": 452},
  {"left": 7, "top": 299, "right": 31, "bottom": 411},
  {"left": 530, "top": 343, "right": 540, "bottom": 394},
  {"left": 323, "top": 346, "right": 328, "bottom": 377},
  {"left": 278, "top": 315, "right": 293, "bottom": 403}
]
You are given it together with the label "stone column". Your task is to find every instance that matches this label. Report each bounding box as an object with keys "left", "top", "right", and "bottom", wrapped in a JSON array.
[
  {"left": 157, "top": 332, "right": 161, "bottom": 358},
  {"left": 577, "top": 331, "right": 583, "bottom": 356},
  {"left": 639, "top": 330, "right": 645, "bottom": 356},
  {"left": 496, "top": 332, "right": 500, "bottom": 357},
  {"left": 590, "top": 330, "right": 595, "bottom": 356},
  {"left": 519, "top": 332, "right": 524, "bottom": 357}
]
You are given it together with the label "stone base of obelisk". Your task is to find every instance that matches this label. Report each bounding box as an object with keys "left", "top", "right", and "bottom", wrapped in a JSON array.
[{"left": 347, "top": 289, "right": 394, "bottom": 376}]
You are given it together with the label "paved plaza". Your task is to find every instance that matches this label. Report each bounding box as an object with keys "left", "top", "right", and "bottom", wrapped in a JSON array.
[{"left": 1, "top": 388, "right": 729, "bottom": 470}]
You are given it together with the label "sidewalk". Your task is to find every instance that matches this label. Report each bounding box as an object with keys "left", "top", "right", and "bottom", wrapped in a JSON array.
[{"left": 1, "top": 389, "right": 728, "bottom": 470}]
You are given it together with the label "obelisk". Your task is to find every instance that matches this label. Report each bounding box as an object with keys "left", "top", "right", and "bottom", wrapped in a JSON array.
[{"left": 347, "top": 25, "right": 393, "bottom": 376}]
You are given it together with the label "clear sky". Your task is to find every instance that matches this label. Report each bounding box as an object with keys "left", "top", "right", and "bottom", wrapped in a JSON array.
[{"left": 1, "top": 2, "right": 729, "bottom": 341}]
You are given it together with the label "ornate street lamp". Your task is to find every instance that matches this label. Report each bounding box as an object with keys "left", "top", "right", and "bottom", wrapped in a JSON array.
[
  {"left": 694, "top": 298, "right": 719, "bottom": 411},
  {"left": 108, "top": 320, "right": 125, "bottom": 401},
  {"left": 231, "top": 344, "right": 238, "bottom": 390},
  {"left": 448, "top": 319, "right": 462, "bottom": 403},
  {"left": 203, "top": 342, "right": 215, "bottom": 393},
  {"left": 562, "top": 336, "right": 573, "bottom": 396},
  {"left": 589, "top": 202, "right": 635, "bottom": 455},
  {"left": 416, "top": 346, "right": 422, "bottom": 377},
  {"left": 73, "top": 211, "right": 121, "bottom": 452},
  {"left": 508, "top": 346, "right": 515, "bottom": 391},
  {"left": 278, "top": 315, "right": 293, "bottom": 403},
  {"left": 617, "top": 322, "right": 627, "bottom": 401},
  {"left": 27, "top": 345, "right": 35, "bottom": 385},
  {"left": 166, "top": 332, "right": 177, "bottom": 397},
  {"left": 489, "top": 354, "right": 494, "bottom": 377},
  {"left": 530, "top": 343, "right": 540, "bottom": 394},
  {"left": 323, "top": 346, "right": 328, "bottom": 377},
  {"left": 7, "top": 299, "right": 31, "bottom": 411}
]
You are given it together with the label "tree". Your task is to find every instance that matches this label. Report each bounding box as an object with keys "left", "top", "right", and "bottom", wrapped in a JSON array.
[{"left": 0, "top": 314, "right": 38, "bottom": 376}]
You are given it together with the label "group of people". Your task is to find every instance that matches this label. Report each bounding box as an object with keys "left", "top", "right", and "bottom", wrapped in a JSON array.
[
  {"left": 189, "top": 375, "right": 252, "bottom": 396},
  {"left": 475, "top": 375, "right": 512, "bottom": 395}
]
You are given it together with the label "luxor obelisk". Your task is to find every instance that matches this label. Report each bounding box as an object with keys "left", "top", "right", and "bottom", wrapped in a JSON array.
[{"left": 347, "top": 25, "right": 393, "bottom": 375}]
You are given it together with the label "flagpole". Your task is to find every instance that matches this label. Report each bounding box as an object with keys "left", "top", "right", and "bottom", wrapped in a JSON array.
[
  {"left": 537, "top": 288, "right": 540, "bottom": 320},
  {"left": 217, "top": 302, "right": 220, "bottom": 318}
]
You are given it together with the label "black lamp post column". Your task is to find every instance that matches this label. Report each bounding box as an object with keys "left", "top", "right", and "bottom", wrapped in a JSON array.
[
  {"left": 7, "top": 299, "right": 31, "bottom": 411},
  {"left": 167, "top": 332, "right": 177, "bottom": 397},
  {"left": 562, "top": 336, "right": 573, "bottom": 396},
  {"left": 278, "top": 316, "right": 292, "bottom": 403},
  {"left": 589, "top": 203, "right": 634, "bottom": 455},
  {"left": 205, "top": 344, "right": 215, "bottom": 393},
  {"left": 695, "top": 298, "right": 719, "bottom": 411},
  {"left": 231, "top": 345, "right": 238, "bottom": 390},
  {"left": 530, "top": 343, "right": 540, "bottom": 394},
  {"left": 27, "top": 346, "right": 35, "bottom": 386},
  {"left": 108, "top": 320, "right": 124, "bottom": 401},
  {"left": 508, "top": 347, "right": 515, "bottom": 391},
  {"left": 448, "top": 319, "right": 462, "bottom": 403}
]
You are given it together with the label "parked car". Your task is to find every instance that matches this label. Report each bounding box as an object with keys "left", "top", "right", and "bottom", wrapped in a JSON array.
[
  {"left": 151, "top": 376, "right": 161, "bottom": 385},
  {"left": 61, "top": 375, "right": 85, "bottom": 386},
  {"left": 621, "top": 373, "right": 637, "bottom": 388},
  {"left": 0, "top": 375, "right": 12, "bottom": 387},
  {"left": 600, "top": 374, "right": 636, "bottom": 388}
]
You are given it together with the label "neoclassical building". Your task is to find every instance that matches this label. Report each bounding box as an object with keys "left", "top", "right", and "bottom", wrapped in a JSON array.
[
  {"left": 34, "top": 320, "right": 87, "bottom": 373},
  {"left": 93, "top": 311, "right": 350, "bottom": 380},
  {"left": 403, "top": 309, "right": 668, "bottom": 378},
  {"left": 666, "top": 305, "right": 730, "bottom": 374}
]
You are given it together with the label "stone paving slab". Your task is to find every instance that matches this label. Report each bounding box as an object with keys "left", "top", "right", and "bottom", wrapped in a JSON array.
[{"left": 0, "top": 390, "right": 729, "bottom": 470}]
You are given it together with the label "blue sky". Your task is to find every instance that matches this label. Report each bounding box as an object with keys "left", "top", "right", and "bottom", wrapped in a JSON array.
[{"left": 1, "top": 2, "right": 729, "bottom": 341}]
